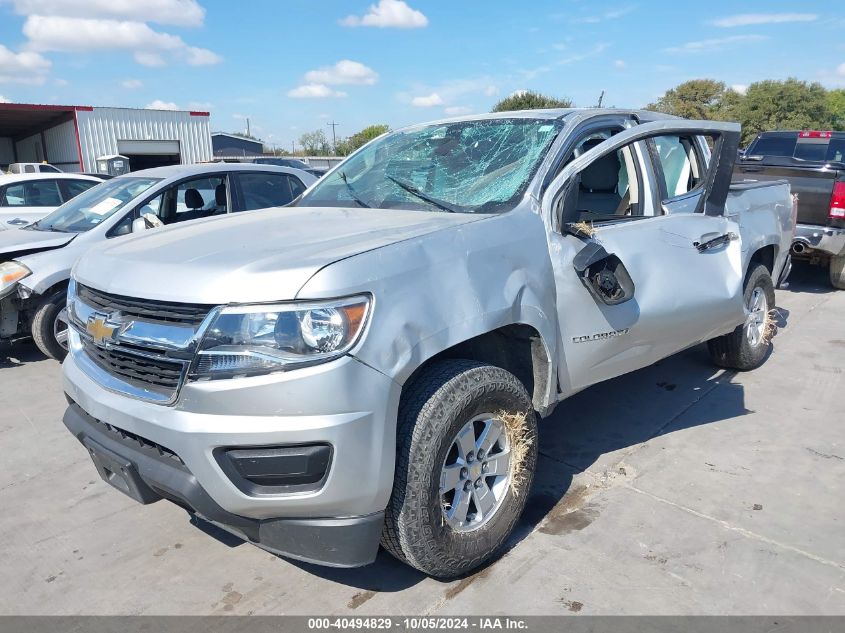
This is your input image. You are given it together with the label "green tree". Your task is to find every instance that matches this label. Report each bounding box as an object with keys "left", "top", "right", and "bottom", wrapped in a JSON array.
[
  {"left": 346, "top": 124, "right": 389, "bottom": 154},
  {"left": 298, "top": 129, "right": 329, "bottom": 155},
  {"left": 739, "top": 78, "right": 834, "bottom": 144},
  {"left": 491, "top": 90, "right": 573, "bottom": 112},
  {"left": 647, "top": 79, "right": 728, "bottom": 120},
  {"left": 827, "top": 89, "right": 845, "bottom": 130}
]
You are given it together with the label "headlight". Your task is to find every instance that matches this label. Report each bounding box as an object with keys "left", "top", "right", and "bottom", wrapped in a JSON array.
[
  {"left": 193, "top": 295, "right": 371, "bottom": 378},
  {"left": 0, "top": 261, "right": 31, "bottom": 298}
]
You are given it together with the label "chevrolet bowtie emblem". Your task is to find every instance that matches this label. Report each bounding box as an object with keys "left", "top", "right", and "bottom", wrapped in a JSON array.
[{"left": 86, "top": 313, "right": 120, "bottom": 346}]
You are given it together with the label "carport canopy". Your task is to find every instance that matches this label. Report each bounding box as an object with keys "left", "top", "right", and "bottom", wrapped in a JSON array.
[{"left": 0, "top": 103, "right": 83, "bottom": 140}]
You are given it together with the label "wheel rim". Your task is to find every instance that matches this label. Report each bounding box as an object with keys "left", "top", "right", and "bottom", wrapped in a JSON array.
[
  {"left": 54, "top": 307, "right": 69, "bottom": 351},
  {"left": 744, "top": 287, "right": 768, "bottom": 347},
  {"left": 440, "top": 413, "right": 511, "bottom": 532}
]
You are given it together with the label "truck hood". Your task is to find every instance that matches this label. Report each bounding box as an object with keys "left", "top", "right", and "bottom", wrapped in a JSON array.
[
  {"left": 74, "top": 206, "right": 488, "bottom": 303},
  {"left": 0, "top": 227, "right": 75, "bottom": 260}
]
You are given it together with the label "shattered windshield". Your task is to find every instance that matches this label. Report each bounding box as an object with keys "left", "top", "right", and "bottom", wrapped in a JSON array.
[
  {"left": 298, "top": 118, "right": 563, "bottom": 214},
  {"left": 29, "top": 177, "right": 160, "bottom": 233}
]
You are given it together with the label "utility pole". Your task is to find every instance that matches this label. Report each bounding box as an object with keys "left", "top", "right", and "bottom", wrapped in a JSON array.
[
  {"left": 327, "top": 121, "right": 339, "bottom": 155},
  {"left": 291, "top": 140, "right": 295, "bottom": 154},
  {"left": 246, "top": 117, "right": 251, "bottom": 137},
  {"left": 596, "top": 90, "right": 604, "bottom": 108}
]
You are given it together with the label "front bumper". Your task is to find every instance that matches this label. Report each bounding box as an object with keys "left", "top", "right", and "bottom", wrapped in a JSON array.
[
  {"left": 63, "top": 402, "right": 384, "bottom": 567},
  {"left": 794, "top": 223, "right": 845, "bottom": 257},
  {"left": 62, "top": 345, "right": 401, "bottom": 567}
]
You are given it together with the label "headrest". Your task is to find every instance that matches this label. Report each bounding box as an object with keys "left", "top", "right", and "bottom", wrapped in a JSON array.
[
  {"left": 215, "top": 183, "right": 226, "bottom": 206},
  {"left": 184, "top": 188, "right": 204, "bottom": 209},
  {"left": 580, "top": 151, "right": 620, "bottom": 192}
]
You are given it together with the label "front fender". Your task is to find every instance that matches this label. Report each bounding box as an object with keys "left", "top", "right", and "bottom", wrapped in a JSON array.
[{"left": 295, "top": 208, "right": 560, "bottom": 407}]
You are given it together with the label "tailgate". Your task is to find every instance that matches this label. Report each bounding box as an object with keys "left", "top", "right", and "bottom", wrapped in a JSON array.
[{"left": 734, "top": 161, "right": 837, "bottom": 226}]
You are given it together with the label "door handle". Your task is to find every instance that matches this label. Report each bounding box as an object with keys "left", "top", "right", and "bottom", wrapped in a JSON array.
[
  {"left": 6, "top": 218, "right": 29, "bottom": 226},
  {"left": 694, "top": 232, "right": 737, "bottom": 252}
]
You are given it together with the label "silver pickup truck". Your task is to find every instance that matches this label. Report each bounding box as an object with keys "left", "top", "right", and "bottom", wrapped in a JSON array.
[{"left": 61, "top": 109, "right": 794, "bottom": 578}]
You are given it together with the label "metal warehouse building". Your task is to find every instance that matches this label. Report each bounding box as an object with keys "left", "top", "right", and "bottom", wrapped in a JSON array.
[{"left": 0, "top": 103, "right": 212, "bottom": 173}]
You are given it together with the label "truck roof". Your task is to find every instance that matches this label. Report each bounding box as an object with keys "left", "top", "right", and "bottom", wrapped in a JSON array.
[{"left": 399, "top": 108, "right": 680, "bottom": 130}]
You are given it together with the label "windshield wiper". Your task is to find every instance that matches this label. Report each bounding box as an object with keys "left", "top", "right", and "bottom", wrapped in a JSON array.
[
  {"left": 338, "top": 171, "right": 371, "bottom": 208},
  {"left": 385, "top": 175, "right": 459, "bottom": 213}
]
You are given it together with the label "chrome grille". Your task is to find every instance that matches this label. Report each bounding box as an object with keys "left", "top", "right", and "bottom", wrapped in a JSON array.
[
  {"left": 71, "top": 283, "right": 210, "bottom": 404},
  {"left": 78, "top": 284, "right": 213, "bottom": 326},
  {"left": 82, "top": 341, "right": 187, "bottom": 399}
]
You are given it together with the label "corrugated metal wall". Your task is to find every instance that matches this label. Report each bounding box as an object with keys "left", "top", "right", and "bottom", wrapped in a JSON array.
[
  {"left": 0, "top": 137, "right": 15, "bottom": 166},
  {"left": 14, "top": 132, "right": 41, "bottom": 162},
  {"left": 44, "top": 119, "right": 81, "bottom": 171},
  {"left": 76, "top": 108, "right": 212, "bottom": 172}
]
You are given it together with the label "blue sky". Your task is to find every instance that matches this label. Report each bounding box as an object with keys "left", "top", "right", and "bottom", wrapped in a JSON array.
[{"left": 1, "top": 0, "right": 843, "bottom": 151}]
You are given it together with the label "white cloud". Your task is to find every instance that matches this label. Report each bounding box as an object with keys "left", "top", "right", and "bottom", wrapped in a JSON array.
[
  {"left": 399, "top": 77, "right": 499, "bottom": 108},
  {"left": 570, "top": 7, "right": 634, "bottom": 24},
  {"left": 664, "top": 35, "right": 767, "bottom": 54},
  {"left": 0, "top": 95, "right": 11, "bottom": 103},
  {"left": 411, "top": 92, "right": 444, "bottom": 107},
  {"left": 838, "top": 63, "right": 845, "bottom": 76},
  {"left": 22, "top": 15, "right": 221, "bottom": 66},
  {"left": 614, "top": 59, "right": 626, "bottom": 69},
  {"left": 146, "top": 99, "right": 179, "bottom": 110},
  {"left": 188, "top": 100, "right": 212, "bottom": 110},
  {"left": 287, "top": 83, "right": 347, "bottom": 99},
  {"left": 304, "top": 60, "right": 378, "bottom": 85},
  {"left": 444, "top": 106, "right": 472, "bottom": 115},
  {"left": 730, "top": 84, "right": 748, "bottom": 95},
  {"left": 185, "top": 46, "right": 222, "bottom": 65},
  {"left": 53, "top": 77, "right": 67, "bottom": 86},
  {"left": 121, "top": 78, "right": 142, "bottom": 89},
  {"left": 341, "top": 0, "right": 428, "bottom": 28},
  {"left": 0, "top": 44, "right": 51, "bottom": 84},
  {"left": 712, "top": 13, "right": 817, "bottom": 28},
  {"left": 7, "top": 0, "right": 206, "bottom": 26}
]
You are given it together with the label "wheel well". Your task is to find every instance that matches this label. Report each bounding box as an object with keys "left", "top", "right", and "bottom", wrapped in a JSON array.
[
  {"left": 404, "top": 324, "right": 550, "bottom": 411},
  {"left": 749, "top": 245, "right": 775, "bottom": 277}
]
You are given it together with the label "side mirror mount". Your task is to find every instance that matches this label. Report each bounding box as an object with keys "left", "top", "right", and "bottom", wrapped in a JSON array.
[
  {"left": 131, "top": 210, "right": 163, "bottom": 233},
  {"left": 557, "top": 173, "right": 581, "bottom": 228},
  {"left": 572, "top": 242, "right": 635, "bottom": 306}
]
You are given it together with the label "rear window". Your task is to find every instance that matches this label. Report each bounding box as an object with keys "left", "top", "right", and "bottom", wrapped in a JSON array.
[
  {"left": 748, "top": 133, "right": 845, "bottom": 163},
  {"left": 827, "top": 139, "right": 845, "bottom": 163},
  {"left": 748, "top": 134, "right": 797, "bottom": 157}
]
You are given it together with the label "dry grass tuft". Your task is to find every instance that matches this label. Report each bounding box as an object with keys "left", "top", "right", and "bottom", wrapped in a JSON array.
[
  {"left": 570, "top": 220, "right": 596, "bottom": 238},
  {"left": 761, "top": 308, "right": 779, "bottom": 345},
  {"left": 497, "top": 410, "right": 534, "bottom": 496}
]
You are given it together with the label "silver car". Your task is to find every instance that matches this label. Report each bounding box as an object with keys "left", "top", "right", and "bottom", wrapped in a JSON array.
[
  {"left": 61, "top": 110, "right": 793, "bottom": 577},
  {"left": 0, "top": 163, "right": 316, "bottom": 358}
]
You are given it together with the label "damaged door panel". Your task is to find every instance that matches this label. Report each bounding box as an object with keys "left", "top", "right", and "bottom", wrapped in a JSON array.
[{"left": 544, "top": 120, "right": 747, "bottom": 394}]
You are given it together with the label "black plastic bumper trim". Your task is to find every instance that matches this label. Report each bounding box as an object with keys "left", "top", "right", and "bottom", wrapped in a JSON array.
[{"left": 62, "top": 400, "right": 383, "bottom": 568}]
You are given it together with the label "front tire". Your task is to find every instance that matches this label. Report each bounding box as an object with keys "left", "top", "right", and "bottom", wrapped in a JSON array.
[
  {"left": 707, "top": 264, "right": 775, "bottom": 371},
  {"left": 830, "top": 254, "right": 845, "bottom": 290},
  {"left": 382, "top": 360, "right": 538, "bottom": 578},
  {"left": 31, "top": 289, "right": 69, "bottom": 361}
]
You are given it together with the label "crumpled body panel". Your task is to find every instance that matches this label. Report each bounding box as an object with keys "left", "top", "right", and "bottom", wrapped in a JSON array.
[{"left": 296, "top": 207, "right": 559, "bottom": 404}]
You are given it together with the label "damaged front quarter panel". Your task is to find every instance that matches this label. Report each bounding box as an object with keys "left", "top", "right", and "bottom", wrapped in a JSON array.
[{"left": 294, "top": 206, "right": 561, "bottom": 412}]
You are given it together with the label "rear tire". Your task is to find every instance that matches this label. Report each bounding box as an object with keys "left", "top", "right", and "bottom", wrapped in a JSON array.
[
  {"left": 707, "top": 264, "right": 775, "bottom": 371},
  {"left": 31, "top": 289, "right": 69, "bottom": 361},
  {"left": 830, "top": 254, "right": 845, "bottom": 290},
  {"left": 382, "top": 360, "right": 538, "bottom": 578}
]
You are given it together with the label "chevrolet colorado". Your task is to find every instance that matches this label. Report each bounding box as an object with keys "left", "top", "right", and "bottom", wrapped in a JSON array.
[{"left": 61, "top": 109, "right": 794, "bottom": 578}]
